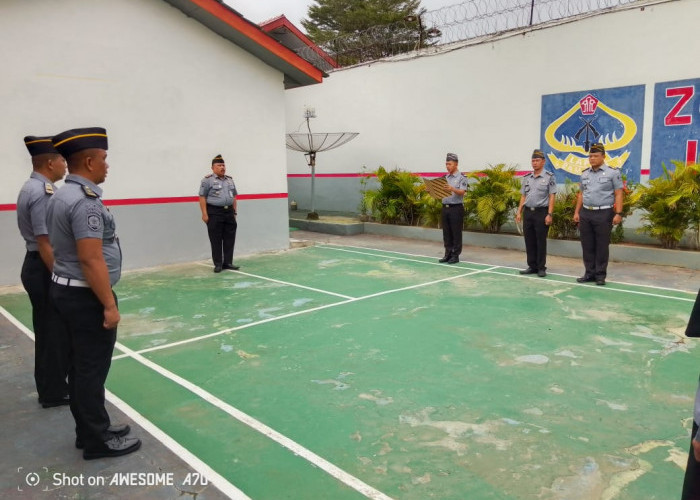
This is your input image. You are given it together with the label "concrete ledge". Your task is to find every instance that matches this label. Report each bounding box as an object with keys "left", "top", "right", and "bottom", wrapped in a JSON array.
[
  {"left": 364, "top": 223, "right": 700, "bottom": 270},
  {"left": 289, "top": 217, "right": 365, "bottom": 236}
]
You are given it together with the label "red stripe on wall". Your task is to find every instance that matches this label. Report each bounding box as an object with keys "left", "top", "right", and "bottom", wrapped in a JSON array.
[
  {"left": 288, "top": 171, "right": 532, "bottom": 178},
  {"left": 0, "top": 193, "right": 288, "bottom": 211}
]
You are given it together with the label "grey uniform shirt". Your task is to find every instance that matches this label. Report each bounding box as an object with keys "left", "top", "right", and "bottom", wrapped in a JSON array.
[
  {"left": 441, "top": 172, "right": 469, "bottom": 204},
  {"left": 16, "top": 172, "right": 56, "bottom": 251},
  {"left": 199, "top": 174, "right": 237, "bottom": 207},
  {"left": 47, "top": 174, "right": 122, "bottom": 286},
  {"left": 580, "top": 164, "right": 623, "bottom": 207},
  {"left": 521, "top": 171, "right": 557, "bottom": 208}
]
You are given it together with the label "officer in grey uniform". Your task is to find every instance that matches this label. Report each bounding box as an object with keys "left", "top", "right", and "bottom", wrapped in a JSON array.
[
  {"left": 199, "top": 154, "right": 239, "bottom": 273},
  {"left": 16, "top": 135, "right": 70, "bottom": 407},
  {"left": 681, "top": 288, "right": 700, "bottom": 500},
  {"left": 47, "top": 127, "right": 139, "bottom": 460},
  {"left": 573, "top": 142, "right": 624, "bottom": 286},
  {"left": 515, "top": 149, "right": 556, "bottom": 277},
  {"left": 439, "top": 153, "right": 469, "bottom": 264}
]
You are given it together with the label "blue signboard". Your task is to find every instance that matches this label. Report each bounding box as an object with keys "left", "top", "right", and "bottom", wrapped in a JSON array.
[
  {"left": 650, "top": 78, "right": 700, "bottom": 179},
  {"left": 540, "top": 86, "right": 645, "bottom": 183}
]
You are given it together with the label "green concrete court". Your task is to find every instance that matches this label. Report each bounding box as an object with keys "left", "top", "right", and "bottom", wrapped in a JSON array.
[{"left": 1, "top": 242, "right": 698, "bottom": 499}]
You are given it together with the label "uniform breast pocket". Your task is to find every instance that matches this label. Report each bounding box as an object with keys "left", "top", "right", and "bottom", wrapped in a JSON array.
[
  {"left": 524, "top": 185, "right": 531, "bottom": 193},
  {"left": 582, "top": 179, "right": 590, "bottom": 191},
  {"left": 213, "top": 190, "right": 221, "bottom": 197}
]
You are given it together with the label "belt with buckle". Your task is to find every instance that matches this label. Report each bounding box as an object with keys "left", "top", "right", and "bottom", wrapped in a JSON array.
[
  {"left": 583, "top": 205, "right": 613, "bottom": 210},
  {"left": 51, "top": 273, "right": 90, "bottom": 288},
  {"left": 525, "top": 206, "right": 548, "bottom": 211},
  {"left": 442, "top": 203, "right": 462, "bottom": 207}
]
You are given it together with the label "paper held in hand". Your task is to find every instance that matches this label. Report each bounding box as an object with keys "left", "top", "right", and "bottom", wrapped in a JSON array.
[{"left": 423, "top": 177, "right": 452, "bottom": 200}]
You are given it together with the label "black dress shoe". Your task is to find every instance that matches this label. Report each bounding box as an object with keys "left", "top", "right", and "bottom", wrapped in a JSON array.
[
  {"left": 76, "top": 424, "right": 131, "bottom": 449},
  {"left": 519, "top": 268, "right": 536, "bottom": 275},
  {"left": 438, "top": 254, "right": 451, "bottom": 263},
  {"left": 213, "top": 265, "right": 222, "bottom": 273},
  {"left": 83, "top": 436, "right": 141, "bottom": 460},
  {"left": 596, "top": 279, "right": 606, "bottom": 286},
  {"left": 537, "top": 270, "right": 547, "bottom": 277},
  {"left": 41, "top": 396, "right": 70, "bottom": 408},
  {"left": 447, "top": 256, "right": 459, "bottom": 264},
  {"left": 222, "top": 264, "right": 240, "bottom": 270},
  {"left": 576, "top": 275, "right": 595, "bottom": 283}
]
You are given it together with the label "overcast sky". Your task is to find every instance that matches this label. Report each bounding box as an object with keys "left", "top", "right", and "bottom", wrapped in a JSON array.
[{"left": 225, "top": 0, "right": 460, "bottom": 29}]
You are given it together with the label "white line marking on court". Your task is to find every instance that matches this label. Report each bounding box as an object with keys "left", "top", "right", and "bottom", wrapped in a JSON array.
[
  {"left": 114, "top": 342, "right": 394, "bottom": 500},
  {"left": 105, "top": 390, "right": 251, "bottom": 499},
  {"left": 317, "top": 244, "right": 697, "bottom": 301},
  {"left": 317, "top": 245, "right": 483, "bottom": 272},
  {"left": 112, "top": 298, "right": 353, "bottom": 359},
  {"left": 0, "top": 306, "right": 251, "bottom": 500},
  {"left": 114, "top": 265, "right": 494, "bottom": 360},
  {"left": 194, "top": 262, "right": 355, "bottom": 299}
]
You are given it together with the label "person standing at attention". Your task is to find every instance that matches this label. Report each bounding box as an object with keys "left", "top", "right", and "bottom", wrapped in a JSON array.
[
  {"left": 572, "top": 142, "right": 623, "bottom": 286},
  {"left": 48, "top": 127, "right": 138, "bottom": 459},
  {"left": 17, "top": 135, "right": 70, "bottom": 407},
  {"left": 199, "top": 154, "right": 239, "bottom": 273},
  {"left": 515, "top": 149, "right": 556, "bottom": 277}
]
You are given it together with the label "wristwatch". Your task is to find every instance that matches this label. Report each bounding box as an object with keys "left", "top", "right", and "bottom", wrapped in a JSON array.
[
  {"left": 547, "top": 213, "right": 552, "bottom": 217},
  {"left": 615, "top": 212, "right": 622, "bottom": 216}
]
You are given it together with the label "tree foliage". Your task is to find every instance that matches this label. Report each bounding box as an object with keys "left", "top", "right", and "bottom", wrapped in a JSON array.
[
  {"left": 628, "top": 161, "right": 700, "bottom": 249},
  {"left": 302, "top": 0, "right": 427, "bottom": 65},
  {"left": 465, "top": 164, "right": 521, "bottom": 233}
]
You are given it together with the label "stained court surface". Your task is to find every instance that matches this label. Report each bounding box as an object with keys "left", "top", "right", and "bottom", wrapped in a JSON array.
[{"left": 1, "top": 236, "right": 698, "bottom": 499}]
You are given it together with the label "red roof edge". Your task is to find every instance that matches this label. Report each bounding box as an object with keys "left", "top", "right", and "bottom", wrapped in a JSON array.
[
  {"left": 187, "top": 0, "right": 324, "bottom": 83},
  {"left": 260, "top": 15, "right": 339, "bottom": 69}
]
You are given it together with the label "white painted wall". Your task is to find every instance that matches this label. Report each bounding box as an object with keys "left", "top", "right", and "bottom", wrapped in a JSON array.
[
  {"left": 0, "top": 0, "right": 292, "bottom": 285},
  {"left": 285, "top": 0, "right": 698, "bottom": 204}
]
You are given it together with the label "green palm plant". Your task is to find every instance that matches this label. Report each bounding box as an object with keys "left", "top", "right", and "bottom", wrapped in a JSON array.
[
  {"left": 628, "top": 161, "right": 700, "bottom": 249},
  {"left": 548, "top": 178, "right": 580, "bottom": 240},
  {"left": 417, "top": 193, "right": 442, "bottom": 228},
  {"left": 465, "top": 164, "right": 520, "bottom": 233},
  {"left": 361, "top": 166, "right": 423, "bottom": 225}
]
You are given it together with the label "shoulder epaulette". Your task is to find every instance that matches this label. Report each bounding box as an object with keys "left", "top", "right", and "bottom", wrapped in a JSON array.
[
  {"left": 225, "top": 175, "right": 232, "bottom": 179},
  {"left": 545, "top": 170, "right": 553, "bottom": 176},
  {"left": 82, "top": 185, "right": 98, "bottom": 198},
  {"left": 581, "top": 167, "right": 590, "bottom": 173},
  {"left": 205, "top": 174, "right": 213, "bottom": 178},
  {"left": 44, "top": 183, "right": 54, "bottom": 195}
]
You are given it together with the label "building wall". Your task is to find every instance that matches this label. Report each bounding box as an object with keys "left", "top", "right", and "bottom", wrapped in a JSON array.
[
  {"left": 285, "top": 0, "right": 698, "bottom": 214},
  {"left": 0, "top": 0, "right": 291, "bottom": 285}
]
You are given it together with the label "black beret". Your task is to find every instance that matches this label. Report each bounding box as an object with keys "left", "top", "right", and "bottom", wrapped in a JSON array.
[
  {"left": 446, "top": 153, "right": 458, "bottom": 162},
  {"left": 24, "top": 135, "right": 60, "bottom": 157},
  {"left": 52, "top": 127, "right": 108, "bottom": 158},
  {"left": 212, "top": 154, "right": 225, "bottom": 165},
  {"left": 589, "top": 142, "right": 605, "bottom": 154}
]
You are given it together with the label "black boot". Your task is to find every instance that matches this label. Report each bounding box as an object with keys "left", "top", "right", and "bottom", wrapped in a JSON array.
[{"left": 439, "top": 251, "right": 451, "bottom": 263}]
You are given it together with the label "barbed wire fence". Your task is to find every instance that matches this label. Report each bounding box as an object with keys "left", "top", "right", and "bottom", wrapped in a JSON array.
[{"left": 299, "top": 0, "right": 641, "bottom": 68}]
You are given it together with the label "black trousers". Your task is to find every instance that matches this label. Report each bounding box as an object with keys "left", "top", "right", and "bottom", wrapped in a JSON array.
[
  {"left": 578, "top": 208, "right": 614, "bottom": 279},
  {"left": 523, "top": 208, "right": 549, "bottom": 271},
  {"left": 206, "top": 205, "right": 237, "bottom": 266},
  {"left": 682, "top": 421, "right": 700, "bottom": 499},
  {"left": 50, "top": 284, "right": 117, "bottom": 452},
  {"left": 441, "top": 204, "right": 465, "bottom": 256},
  {"left": 20, "top": 251, "right": 69, "bottom": 402}
]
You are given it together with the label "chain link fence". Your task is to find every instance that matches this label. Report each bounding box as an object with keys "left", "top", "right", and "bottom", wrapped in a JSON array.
[{"left": 300, "top": 0, "right": 641, "bottom": 68}]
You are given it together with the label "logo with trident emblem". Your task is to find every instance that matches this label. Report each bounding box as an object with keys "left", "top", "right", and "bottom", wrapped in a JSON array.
[{"left": 540, "top": 86, "right": 645, "bottom": 182}]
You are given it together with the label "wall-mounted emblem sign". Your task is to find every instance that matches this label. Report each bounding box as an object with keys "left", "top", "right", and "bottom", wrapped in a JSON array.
[
  {"left": 540, "top": 86, "right": 645, "bottom": 182},
  {"left": 650, "top": 78, "right": 700, "bottom": 179}
]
